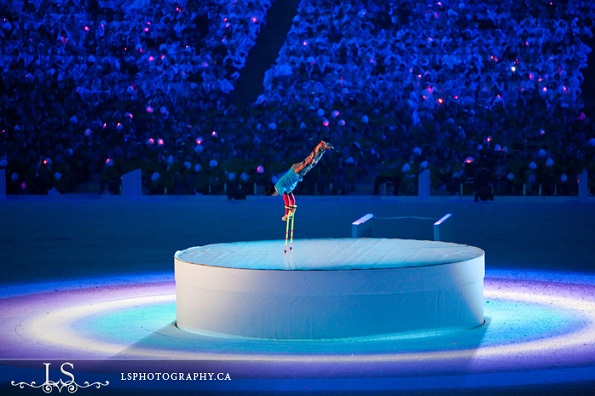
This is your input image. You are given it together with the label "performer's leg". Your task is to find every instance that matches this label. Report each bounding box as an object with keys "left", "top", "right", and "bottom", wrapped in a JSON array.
[
  {"left": 292, "top": 141, "right": 333, "bottom": 177},
  {"left": 287, "top": 192, "right": 296, "bottom": 208},
  {"left": 282, "top": 193, "right": 291, "bottom": 217},
  {"left": 282, "top": 192, "right": 297, "bottom": 221}
]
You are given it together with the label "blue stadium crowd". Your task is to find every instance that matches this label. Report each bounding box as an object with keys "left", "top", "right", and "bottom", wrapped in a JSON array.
[{"left": 1, "top": 0, "right": 594, "bottom": 197}]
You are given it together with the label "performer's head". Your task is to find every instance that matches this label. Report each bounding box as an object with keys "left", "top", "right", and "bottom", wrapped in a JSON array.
[{"left": 264, "top": 184, "right": 278, "bottom": 196}]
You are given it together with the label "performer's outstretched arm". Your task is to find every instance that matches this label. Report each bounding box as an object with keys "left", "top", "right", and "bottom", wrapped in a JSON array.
[{"left": 292, "top": 141, "right": 333, "bottom": 176}]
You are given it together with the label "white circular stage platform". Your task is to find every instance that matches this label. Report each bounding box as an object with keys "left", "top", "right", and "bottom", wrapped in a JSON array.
[{"left": 175, "top": 238, "right": 485, "bottom": 339}]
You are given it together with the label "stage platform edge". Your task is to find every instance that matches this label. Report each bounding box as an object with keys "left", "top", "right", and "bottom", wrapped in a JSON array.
[{"left": 175, "top": 238, "right": 485, "bottom": 339}]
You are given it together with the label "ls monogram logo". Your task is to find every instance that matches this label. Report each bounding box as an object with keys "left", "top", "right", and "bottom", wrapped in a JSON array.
[{"left": 11, "top": 362, "right": 109, "bottom": 393}]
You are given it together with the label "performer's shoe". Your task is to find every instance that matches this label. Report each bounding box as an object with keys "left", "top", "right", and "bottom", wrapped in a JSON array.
[
  {"left": 282, "top": 210, "right": 296, "bottom": 221},
  {"left": 320, "top": 141, "right": 334, "bottom": 150}
]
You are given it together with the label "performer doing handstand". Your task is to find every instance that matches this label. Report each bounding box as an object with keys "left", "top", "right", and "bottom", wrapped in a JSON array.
[{"left": 264, "top": 140, "right": 333, "bottom": 220}]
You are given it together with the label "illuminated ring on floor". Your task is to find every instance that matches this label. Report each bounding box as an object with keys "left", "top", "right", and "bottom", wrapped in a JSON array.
[
  {"left": 3, "top": 270, "right": 595, "bottom": 379},
  {"left": 21, "top": 288, "right": 594, "bottom": 362}
]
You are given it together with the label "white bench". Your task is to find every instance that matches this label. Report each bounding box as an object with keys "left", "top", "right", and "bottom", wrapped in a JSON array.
[{"left": 352, "top": 212, "right": 453, "bottom": 241}]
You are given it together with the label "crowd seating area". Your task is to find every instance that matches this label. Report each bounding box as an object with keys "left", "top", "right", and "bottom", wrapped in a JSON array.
[{"left": 1, "top": 0, "right": 594, "bottom": 196}]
